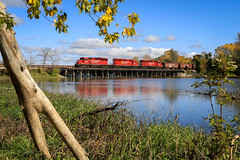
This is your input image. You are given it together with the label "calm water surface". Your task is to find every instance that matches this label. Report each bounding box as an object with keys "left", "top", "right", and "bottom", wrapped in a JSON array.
[{"left": 36, "top": 78, "right": 240, "bottom": 126}]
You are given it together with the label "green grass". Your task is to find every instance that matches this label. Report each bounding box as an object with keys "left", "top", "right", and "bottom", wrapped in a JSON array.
[{"left": 0, "top": 83, "right": 239, "bottom": 159}]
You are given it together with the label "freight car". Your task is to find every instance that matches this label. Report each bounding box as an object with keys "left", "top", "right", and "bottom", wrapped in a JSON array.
[
  {"left": 179, "top": 63, "right": 194, "bottom": 70},
  {"left": 75, "top": 57, "right": 108, "bottom": 67},
  {"left": 164, "top": 63, "right": 179, "bottom": 69},
  {"left": 113, "top": 58, "right": 138, "bottom": 67},
  {"left": 140, "top": 60, "right": 163, "bottom": 68}
]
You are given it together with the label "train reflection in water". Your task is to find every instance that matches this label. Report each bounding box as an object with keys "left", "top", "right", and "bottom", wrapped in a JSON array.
[{"left": 76, "top": 79, "right": 165, "bottom": 98}]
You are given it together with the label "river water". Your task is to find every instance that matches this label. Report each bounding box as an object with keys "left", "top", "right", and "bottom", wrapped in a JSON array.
[{"left": 36, "top": 78, "right": 240, "bottom": 126}]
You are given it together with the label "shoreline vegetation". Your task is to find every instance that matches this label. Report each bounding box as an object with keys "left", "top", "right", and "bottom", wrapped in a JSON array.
[{"left": 0, "top": 81, "right": 239, "bottom": 159}]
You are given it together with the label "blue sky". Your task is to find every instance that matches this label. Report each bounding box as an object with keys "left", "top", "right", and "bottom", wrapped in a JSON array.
[{"left": 2, "top": 0, "right": 240, "bottom": 65}]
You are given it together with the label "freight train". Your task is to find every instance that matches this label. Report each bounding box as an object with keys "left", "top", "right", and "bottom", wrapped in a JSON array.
[{"left": 74, "top": 57, "right": 195, "bottom": 70}]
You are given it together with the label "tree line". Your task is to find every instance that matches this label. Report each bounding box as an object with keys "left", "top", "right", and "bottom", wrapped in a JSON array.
[
  {"left": 192, "top": 33, "right": 240, "bottom": 75},
  {"left": 133, "top": 49, "right": 192, "bottom": 64}
]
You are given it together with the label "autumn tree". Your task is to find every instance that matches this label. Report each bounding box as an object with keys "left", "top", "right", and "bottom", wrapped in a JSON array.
[
  {"left": 192, "top": 51, "right": 213, "bottom": 74},
  {"left": 156, "top": 49, "right": 178, "bottom": 63},
  {"left": 133, "top": 56, "right": 139, "bottom": 62},
  {"left": 192, "top": 54, "right": 202, "bottom": 73},
  {"left": 0, "top": 0, "right": 140, "bottom": 159},
  {"left": 215, "top": 33, "right": 240, "bottom": 75},
  {"left": 177, "top": 55, "right": 192, "bottom": 64},
  {"left": 143, "top": 54, "right": 151, "bottom": 60}
]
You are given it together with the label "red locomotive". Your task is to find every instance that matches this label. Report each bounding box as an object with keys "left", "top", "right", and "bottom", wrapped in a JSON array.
[
  {"left": 140, "top": 60, "right": 163, "bottom": 68},
  {"left": 75, "top": 57, "right": 108, "bottom": 67},
  {"left": 113, "top": 58, "right": 138, "bottom": 66},
  {"left": 74, "top": 57, "right": 195, "bottom": 70}
]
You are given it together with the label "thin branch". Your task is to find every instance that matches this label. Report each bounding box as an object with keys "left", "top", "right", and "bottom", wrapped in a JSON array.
[{"left": 88, "top": 13, "right": 97, "bottom": 23}]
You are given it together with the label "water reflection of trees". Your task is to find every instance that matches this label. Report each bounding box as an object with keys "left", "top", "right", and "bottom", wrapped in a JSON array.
[{"left": 163, "top": 89, "right": 178, "bottom": 104}]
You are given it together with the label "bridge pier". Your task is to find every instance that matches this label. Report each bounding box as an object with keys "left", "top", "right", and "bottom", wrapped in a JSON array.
[
  {"left": 87, "top": 70, "right": 90, "bottom": 78},
  {"left": 63, "top": 69, "right": 67, "bottom": 77},
  {"left": 72, "top": 70, "right": 75, "bottom": 78}
]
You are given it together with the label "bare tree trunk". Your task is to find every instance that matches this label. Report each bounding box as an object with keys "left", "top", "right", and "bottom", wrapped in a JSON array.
[{"left": 0, "top": 3, "right": 88, "bottom": 160}]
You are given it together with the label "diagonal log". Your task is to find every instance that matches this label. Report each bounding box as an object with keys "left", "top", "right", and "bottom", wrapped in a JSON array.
[{"left": 0, "top": 3, "right": 88, "bottom": 160}]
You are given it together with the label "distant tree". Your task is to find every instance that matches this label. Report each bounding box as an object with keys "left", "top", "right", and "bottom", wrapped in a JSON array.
[
  {"left": 235, "top": 32, "right": 240, "bottom": 45},
  {"left": 38, "top": 47, "right": 51, "bottom": 65},
  {"left": 49, "top": 51, "right": 60, "bottom": 66},
  {"left": 192, "top": 51, "right": 213, "bottom": 74},
  {"left": 143, "top": 54, "right": 151, "bottom": 60},
  {"left": 156, "top": 49, "right": 178, "bottom": 63},
  {"left": 167, "top": 49, "right": 178, "bottom": 63},
  {"left": 177, "top": 55, "right": 191, "bottom": 64},
  {"left": 192, "top": 54, "right": 202, "bottom": 73},
  {"left": 215, "top": 37, "right": 240, "bottom": 75},
  {"left": 37, "top": 47, "right": 52, "bottom": 73},
  {"left": 133, "top": 56, "right": 139, "bottom": 62},
  {"left": 25, "top": 54, "right": 36, "bottom": 65}
]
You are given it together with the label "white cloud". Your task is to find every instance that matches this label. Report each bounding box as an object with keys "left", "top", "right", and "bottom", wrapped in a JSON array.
[
  {"left": 70, "top": 38, "right": 118, "bottom": 49},
  {"left": 57, "top": 40, "right": 68, "bottom": 45},
  {"left": 144, "top": 35, "right": 161, "bottom": 43},
  {"left": 187, "top": 52, "right": 200, "bottom": 57},
  {"left": 60, "top": 57, "right": 73, "bottom": 61},
  {"left": 17, "top": 36, "right": 35, "bottom": 40},
  {"left": 12, "top": 14, "right": 24, "bottom": 25},
  {"left": 189, "top": 44, "right": 203, "bottom": 48},
  {"left": 66, "top": 46, "right": 169, "bottom": 60},
  {"left": 122, "top": 37, "right": 139, "bottom": 42},
  {"left": 21, "top": 46, "right": 41, "bottom": 54},
  {"left": 166, "top": 35, "right": 176, "bottom": 41},
  {"left": 1, "top": 0, "right": 25, "bottom": 8}
]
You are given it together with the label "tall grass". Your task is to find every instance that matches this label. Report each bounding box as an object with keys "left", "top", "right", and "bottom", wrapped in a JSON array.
[{"left": 0, "top": 84, "right": 239, "bottom": 159}]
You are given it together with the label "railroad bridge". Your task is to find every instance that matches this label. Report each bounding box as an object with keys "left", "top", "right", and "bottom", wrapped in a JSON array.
[
  {"left": 58, "top": 66, "right": 186, "bottom": 78},
  {"left": 1, "top": 65, "right": 187, "bottom": 78}
]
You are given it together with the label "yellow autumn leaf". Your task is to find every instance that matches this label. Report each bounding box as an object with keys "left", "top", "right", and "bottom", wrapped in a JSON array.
[
  {"left": 106, "top": 7, "right": 112, "bottom": 15},
  {"left": 57, "top": 0, "right": 62, "bottom": 4},
  {"left": 103, "top": 28, "right": 107, "bottom": 33},
  {"left": 49, "top": 10, "right": 54, "bottom": 17},
  {"left": 102, "top": 14, "right": 112, "bottom": 22}
]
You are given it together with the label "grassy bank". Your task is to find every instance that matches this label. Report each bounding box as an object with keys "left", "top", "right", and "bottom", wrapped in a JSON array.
[
  {"left": 0, "top": 67, "right": 61, "bottom": 78},
  {"left": 0, "top": 84, "right": 239, "bottom": 159}
]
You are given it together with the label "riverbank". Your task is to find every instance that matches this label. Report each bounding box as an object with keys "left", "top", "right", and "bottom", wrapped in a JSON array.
[{"left": 0, "top": 83, "right": 239, "bottom": 159}]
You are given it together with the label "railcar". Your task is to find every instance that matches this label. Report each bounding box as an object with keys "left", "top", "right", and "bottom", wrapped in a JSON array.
[
  {"left": 75, "top": 57, "right": 108, "bottom": 67},
  {"left": 164, "top": 63, "right": 179, "bottom": 69},
  {"left": 113, "top": 58, "right": 138, "bottom": 68},
  {"left": 140, "top": 60, "right": 163, "bottom": 68},
  {"left": 179, "top": 63, "right": 193, "bottom": 70}
]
